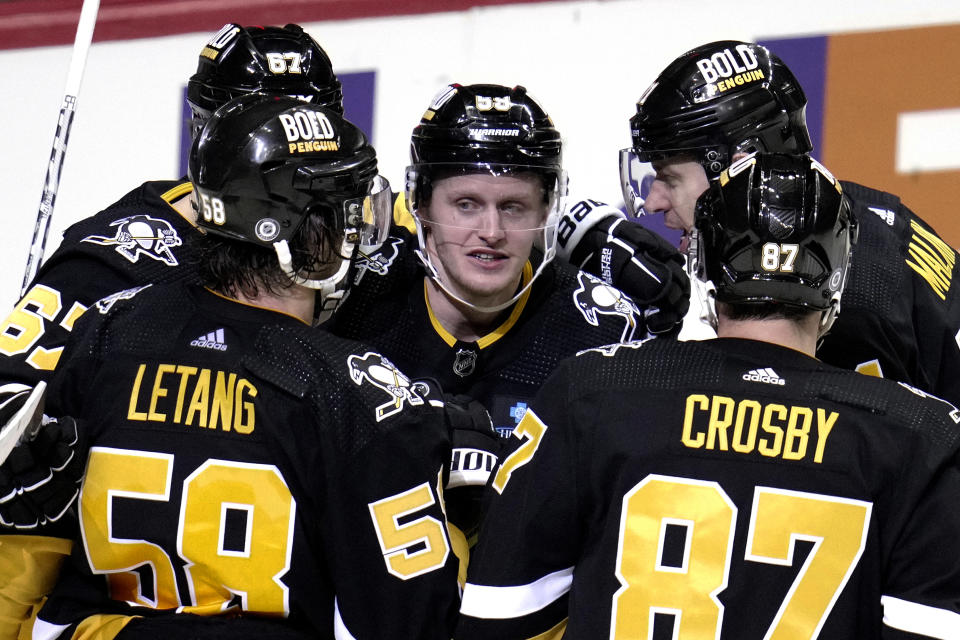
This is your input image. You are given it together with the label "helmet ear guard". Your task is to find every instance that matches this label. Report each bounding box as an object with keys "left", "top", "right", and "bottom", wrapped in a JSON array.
[
  {"left": 405, "top": 83, "right": 568, "bottom": 313},
  {"left": 692, "top": 152, "right": 856, "bottom": 337}
]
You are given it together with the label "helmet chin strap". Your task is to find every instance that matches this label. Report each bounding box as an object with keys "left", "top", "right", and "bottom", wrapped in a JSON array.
[
  {"left": 273, "top": 238, "right": 354, "bottom": 325},
  {"left": 413, "top": 248, "right": 550, "bottom": 314},
  {"left": 686, "top": 228, "right": 719, "bottom": 332},
  {"left": 411, "top": 213, "right": 556, "bottom": 314},
  {"left": 817, "top": 296, "right": 841, "bottom": 340}
]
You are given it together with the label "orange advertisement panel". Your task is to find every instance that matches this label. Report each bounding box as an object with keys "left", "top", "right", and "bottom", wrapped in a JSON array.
[{"left": 821, "top": 25, "right": 960, "bottom": 246}]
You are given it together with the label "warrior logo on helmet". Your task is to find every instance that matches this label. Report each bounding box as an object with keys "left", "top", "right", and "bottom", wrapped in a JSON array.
[
  {"left": 82, "top": 215, "right": 183, "bottom": 266},
  {"left": 347, "top": 351, "right": 429, "bottom": 421},
  {"left": 573, "top": 272, "right": 640, "bottom": 343}
]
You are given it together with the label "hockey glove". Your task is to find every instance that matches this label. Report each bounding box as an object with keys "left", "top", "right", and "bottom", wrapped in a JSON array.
[
  {"left": 558, "top": 199, "right": 689, "bottom": 335},
  {"left": 0, "top": 415, "right": 85, "bottom": 529},
  {"left": 442, "top": 394, "right": 500, "bottom": 541}
]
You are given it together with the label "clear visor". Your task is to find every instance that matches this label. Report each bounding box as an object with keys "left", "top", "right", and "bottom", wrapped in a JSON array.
[
  {"left": 618, "top": 148, "right": 657, "bottom": 217},
  {"left": 342, "top": 174, "right": 393, "bottom": 247},
  {"left": 405, "top": 163, "right": 567, "bottom": 232}
]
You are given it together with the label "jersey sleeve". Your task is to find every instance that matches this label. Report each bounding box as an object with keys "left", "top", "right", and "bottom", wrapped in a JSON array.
[
  {"left": 0, "top": 301, "right": 110, "bottom": 638},
  {"left": 315, "top": 365, "right": 461, "bottom": 639},
  {"left": 0, "top": 181, "right": 193, "bottom": 388},
  {"left": 880, "top": 444, "right": 960, "bottom": 639},
  {"left": 455, "top": 360, "right": 584, "bottom": 640},
  {"left": 820, "top": 186, "right": 960, "bottom": 407}
]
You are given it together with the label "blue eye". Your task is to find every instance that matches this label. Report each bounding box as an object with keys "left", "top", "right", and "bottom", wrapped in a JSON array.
[{"left": 456, "top": 200, "right": 480, "bottom": 213}]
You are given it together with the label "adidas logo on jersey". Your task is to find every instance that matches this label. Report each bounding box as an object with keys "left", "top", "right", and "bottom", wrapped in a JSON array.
[
  {"left": 191, "top": 329, "right": 227, "bottom": 351},
  {"left": 743, "top": 367, "right": 785, "bottom": 385}
]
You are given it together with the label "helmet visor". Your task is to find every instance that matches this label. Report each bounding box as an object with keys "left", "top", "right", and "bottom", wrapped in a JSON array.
[
  {"left": 343, "top": 174, "right": 392, "bottom": 248},
  {"left": 405, "top": 162, "right": 567, "bottom": 233},
  {"left": 619, "top": 148, "right": 656, "bottom": 217}
]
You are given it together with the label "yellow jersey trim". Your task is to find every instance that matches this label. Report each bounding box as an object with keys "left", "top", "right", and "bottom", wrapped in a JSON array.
[
  {"left": 424, "top": 261, "right": 534, "bottom": 349},
  {"left": 393, "top": 193, "right": 417, "bottom": 234},
  {"left": 160, "top": 182, "right": 193, "bottom": 204},
  {"left": 160, "top": 182, "right": 199, "bottom": 228}
]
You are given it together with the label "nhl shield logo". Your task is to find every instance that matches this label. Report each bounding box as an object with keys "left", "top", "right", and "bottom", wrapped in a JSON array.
[
  {"left": 453, "top": 348, "right": 477, "bottom": 377},
  {"left": 82, "top": 214, "right": 183, "bottom": 266}
]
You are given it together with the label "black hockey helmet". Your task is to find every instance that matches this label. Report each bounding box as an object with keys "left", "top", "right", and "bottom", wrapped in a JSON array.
[
  {"left": 189, "top": 93, "right": 392, "bottom": 290},
  {"left": 622, "top": 40, "right": 811, "bottom": 212},
  {"left": 405, "top": 83, "right": 568, "bottom": 312},
  {"left": 410, "top": 84, "right": 562, "bottom": 168},
  {"left": 694, "top": 152, "right": 856, "bottom": 332},
  {"left": 186, "top": 23, "right": 343, "bottom": 138}
]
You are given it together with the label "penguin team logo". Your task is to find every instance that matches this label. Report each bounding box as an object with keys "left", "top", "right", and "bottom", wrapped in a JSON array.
[
  {"left": 347, "top": 351, "right": 428, "bottom": 421},
  {"left": 82, "top": 215, "right": 183, "bottom": 266},
  {"left": 573, "top": 272, "right": 640, "bottom": 343},
  {"left": 352, "top": 236, "right": 403, "bottom": 285},
  {"left": 94, "top": 284, "right": 152, "bottom": 314},
  {"left": 577, "top": 339, "right": 647, "bottom": 358}
]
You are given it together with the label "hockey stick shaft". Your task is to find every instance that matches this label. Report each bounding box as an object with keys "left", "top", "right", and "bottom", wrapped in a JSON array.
[{"left": 20, "top": 0, "right": 100, "bottom": 297}]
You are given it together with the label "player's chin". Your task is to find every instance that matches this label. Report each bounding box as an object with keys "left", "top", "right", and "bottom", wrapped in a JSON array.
[{"left": 464, "top": 272, "right": 523, "bottom": 304}]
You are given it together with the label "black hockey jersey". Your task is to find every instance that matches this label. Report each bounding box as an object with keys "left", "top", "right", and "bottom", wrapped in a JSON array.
[
  {"left": 331, "top": 229, "right": 642, "bottom": 438},
  {"left": 34, "top": 283, "right": 459, "bottom": 640},
  {"left": 818, "top": 181, "right": 960, "bottom": 406},
  {"left": 0, "top": 180, "right": 201, "bottom": 386},
  {"left": 457, "top": 338, "right": 960, "bottom": 639}
]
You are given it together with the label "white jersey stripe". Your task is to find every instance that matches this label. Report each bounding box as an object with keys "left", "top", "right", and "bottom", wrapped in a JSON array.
[
  {"left": 333, "top": 596, "right": 359, "bottom": 640},
  {"left": 882, "top": 595, "right": 960, "bottom": 638},
  {"left": 460, "top": 567, "right": 574, "bottom": 619}
]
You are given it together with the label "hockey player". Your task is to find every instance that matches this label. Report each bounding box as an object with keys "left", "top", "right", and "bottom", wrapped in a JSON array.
[
  {"left": 0, "top": 21, "right": 343, "bottom": 523},
  {"left": 330, "top": 83, "right": 686, "bottom": 446},
  {"left": 602, "top": 39, "right": 960, "bottom": 399},
  {"left": 456, "top": 153, "right": 960, "bottom": 639},
  {"left": 0, "top": 22, "right": 346, "bottom": 637},
  {"left": 32, "top": 94, "right": 459, "bottom": 640}
]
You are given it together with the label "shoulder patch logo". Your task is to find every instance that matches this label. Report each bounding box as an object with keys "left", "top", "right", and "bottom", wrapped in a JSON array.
[
  {"left": 573, "top": 271, "right": 640, "bottom": 342},
  {"left": 95, "top": 284, "right": 152, "bottom": 314},
  {"left": 347, "top": 351, "right": 428, "bottom": 421},
  {"left": 82, "top": 214, "right": 183, "bottom": 266},
  {"left": 352, "top": 236, "right": 404, "bottom": 285}
]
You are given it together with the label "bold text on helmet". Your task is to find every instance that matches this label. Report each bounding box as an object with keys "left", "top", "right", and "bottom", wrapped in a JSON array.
[
  {"left": 696, "top": 45, "right": 759, "bottom": 84},
  {"left": 279, "top": 110, "right": 336, "bottom": 143}
]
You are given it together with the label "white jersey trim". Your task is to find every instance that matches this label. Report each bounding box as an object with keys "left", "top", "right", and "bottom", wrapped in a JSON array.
[
  {"left": 882, "top": 595, "right": 960, "bottom": 638},
  {"left": 460, "top": 566, "right": 573, "bottom": 619},
  {"left": 31, "top": 619, "right": 69, "bottom": 640},
  {"left": 333, "top": 596, "right": 359, "bottom": 640}
]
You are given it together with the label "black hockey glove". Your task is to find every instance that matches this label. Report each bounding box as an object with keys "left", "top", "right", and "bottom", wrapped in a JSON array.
[
  {"left": 442, "top": 394, "right": 500, "bottom": 541},
  {"left": 0, "top": 415, "right": 85, "bottom": 529},
  {"left": 557, "top": 199, "right": 690, "bottom": 335}
]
